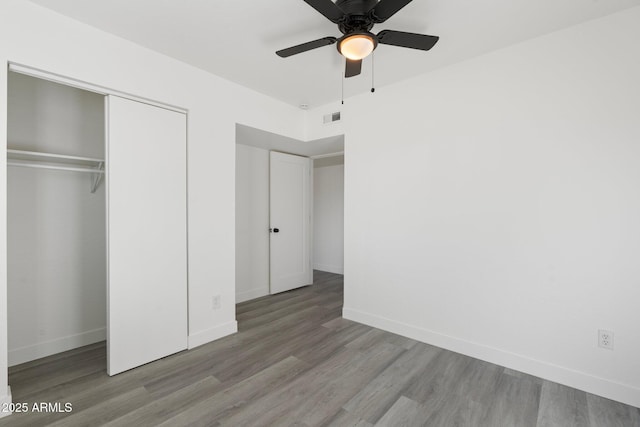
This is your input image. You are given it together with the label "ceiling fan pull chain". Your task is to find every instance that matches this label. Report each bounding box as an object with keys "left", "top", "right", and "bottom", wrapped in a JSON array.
[
  {"left": 341, "top": 66, "right": 345, "bottom": 105},
  {"left": 371, "top": 52, "right": 376, "bottom": 93}
]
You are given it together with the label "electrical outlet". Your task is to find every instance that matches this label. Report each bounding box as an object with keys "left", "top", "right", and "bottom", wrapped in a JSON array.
[
  {"left": 598, "top": 329, "right": 614, "bottom": 350},
  {"left": 212, "top": 295, "right": 221, "bottom": 310}
]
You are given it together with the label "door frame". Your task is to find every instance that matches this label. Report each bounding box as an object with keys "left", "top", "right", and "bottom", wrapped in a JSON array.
[
  {"left": 269, "top": 150, "right": 313, "bottom": 294},
  {"left": 234, "top": 137, "right": 346, "bottom": 303},
  {"left": 309, "top": 151, "right": 345, "bottom": 276}
]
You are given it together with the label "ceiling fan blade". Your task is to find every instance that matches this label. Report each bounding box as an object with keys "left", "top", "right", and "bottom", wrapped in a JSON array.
[
  {"left": 371, "top": 0, "right": 413, "bottom": 23},
  {"left": 377, "top": 30, "right": 439, "bottom": 51},
  {"left": 276, "top": 37, "right": 337, "bottom": 58},
  {"left": 345, "top": 59, "right": 362, "bottom": 78},
  {"left": 303, "top": 0, "right": 345, "bottom": 23}
]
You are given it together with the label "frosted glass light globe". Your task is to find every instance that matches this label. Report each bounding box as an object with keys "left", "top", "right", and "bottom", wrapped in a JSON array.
[{"left": 339, "top": 34, "right": 375, "bottom": 60}]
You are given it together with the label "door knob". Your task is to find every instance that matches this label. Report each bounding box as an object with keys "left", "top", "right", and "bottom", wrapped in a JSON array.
[{"left": 273, "top": 228, "right": 280, "bottom": 233}]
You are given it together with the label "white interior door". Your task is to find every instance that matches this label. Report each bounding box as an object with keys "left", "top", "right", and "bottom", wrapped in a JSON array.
[
  {"left": 270, "top": 151, "right": 312, "bottom": 294},
  {"left": 106, "top": 96, "right": 188, "bottom": 375}
]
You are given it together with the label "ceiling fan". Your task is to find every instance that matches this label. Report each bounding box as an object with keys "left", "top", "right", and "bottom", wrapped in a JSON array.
[{"left": 276, "top": 0, "right": 439, "bottom": 78}]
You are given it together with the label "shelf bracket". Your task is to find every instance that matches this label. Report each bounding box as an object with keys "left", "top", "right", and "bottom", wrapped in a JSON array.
[{"left": 91, "top": 162, "right": 104, "bottom": 193}]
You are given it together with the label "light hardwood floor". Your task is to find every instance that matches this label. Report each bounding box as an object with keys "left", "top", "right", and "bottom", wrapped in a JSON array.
[{"left": 1, "top": 271, "right": 638, "bottom": 426}]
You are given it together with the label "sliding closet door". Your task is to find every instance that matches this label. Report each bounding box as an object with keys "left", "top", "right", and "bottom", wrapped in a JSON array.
[{"left": 106, "top": 96, "right": 187, "bottom": 375}]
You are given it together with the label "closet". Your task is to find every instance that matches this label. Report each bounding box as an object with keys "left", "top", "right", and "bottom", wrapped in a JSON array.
[{"left": 6, "top": 68, "right": 188, "bottom": 376}]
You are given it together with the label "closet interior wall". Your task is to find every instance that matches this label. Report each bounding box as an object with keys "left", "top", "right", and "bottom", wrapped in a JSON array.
[{"left": 7, "top": 72, "right": 106, "bottom": 366}]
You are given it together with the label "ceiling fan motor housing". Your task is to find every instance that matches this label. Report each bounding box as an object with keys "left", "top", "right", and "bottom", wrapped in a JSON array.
[
  {"left": 336, "top": 0, "right": 378, "bottom": 15},
  {"left": 336, "top": 0, "right": 377, "bottom": 33}
]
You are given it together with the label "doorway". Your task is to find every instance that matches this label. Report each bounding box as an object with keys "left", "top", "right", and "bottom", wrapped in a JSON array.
[
  {"left": 235, "top": 124, "right": 345, "bottom": 303},
  {"left": 7, "top": 71, "right": 107, "bottom": 368},
  {"left": 312, "top": 153, "right": 344, "bottom": 275}
]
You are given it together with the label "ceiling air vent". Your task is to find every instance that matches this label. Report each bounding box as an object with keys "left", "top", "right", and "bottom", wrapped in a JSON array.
[{"left": 323, "top": 111, "right": 341, "bottom": 124}]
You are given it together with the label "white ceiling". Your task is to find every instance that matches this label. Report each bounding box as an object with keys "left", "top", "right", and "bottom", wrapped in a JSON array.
[{"left": 28, "top": 0, "right": 640, "bottom": 108}]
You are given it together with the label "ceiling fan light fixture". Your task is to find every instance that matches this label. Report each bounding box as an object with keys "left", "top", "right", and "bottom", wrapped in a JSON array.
[
  {"left": 338, "top": 33, "right": 377, "bottom": 60},
  {"left": 276, "top": 0, "right": 440, "bottom": 79}
]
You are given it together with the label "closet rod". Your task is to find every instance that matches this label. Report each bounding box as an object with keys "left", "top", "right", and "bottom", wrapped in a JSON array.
[
  {"left": 7, "top": 161, "right": 105, "bottom": 174},
  {"left": 7, "top": 149, "right": 104, "bottom": 164}
]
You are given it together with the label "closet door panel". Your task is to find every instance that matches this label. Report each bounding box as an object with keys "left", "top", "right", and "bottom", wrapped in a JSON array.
[{"left": 106, "top": 96, "right": 187, "bottom": 375}]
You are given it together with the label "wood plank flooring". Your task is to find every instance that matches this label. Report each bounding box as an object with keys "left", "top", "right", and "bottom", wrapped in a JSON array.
[{"left": 1, "top": 270, "right": 638, "bottom": 426}]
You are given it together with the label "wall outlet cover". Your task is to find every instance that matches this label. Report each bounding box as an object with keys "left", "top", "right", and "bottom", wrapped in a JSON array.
[
  {"left": 598, "top": 329, "right": 614, "bottom": 350},
  {"left": 212, "top": 295, "right": 221, "bottom": 310}
]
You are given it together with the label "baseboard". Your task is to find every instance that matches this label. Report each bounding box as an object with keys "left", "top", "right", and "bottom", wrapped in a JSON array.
[
  {"left": 236, "top": 287, "right": 269, "bottom": 304},
  {"left": 9, "top": 328, "right": 106, "bottom": 367},
  {"left": 0, "top": 387, "right": 12, "bottom": 418},
  {"left": 188, "top": 321, "right": 238, "bottom": 350},
  {"left": 313, "top": 263, "right": 344, "bottom": 274},
  {"left": 343, "top": 307, "right": 640, "bottom": 409}
]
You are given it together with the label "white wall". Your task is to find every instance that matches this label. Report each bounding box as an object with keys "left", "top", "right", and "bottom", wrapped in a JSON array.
[
  {"left": 235, "top": 144, "right": 270, "bottom": 302},
  {"left": 0, "top": 0, "right": 305, "bottom": 406},
  {"left": 7, "top": 73, "right": 106, "bottom": 366},
  {"left": 313, "top": 162, "right": 344, "bottom": 274},
  {"left": 339, "top": 7, "right": 640, "bottom": 407}
]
